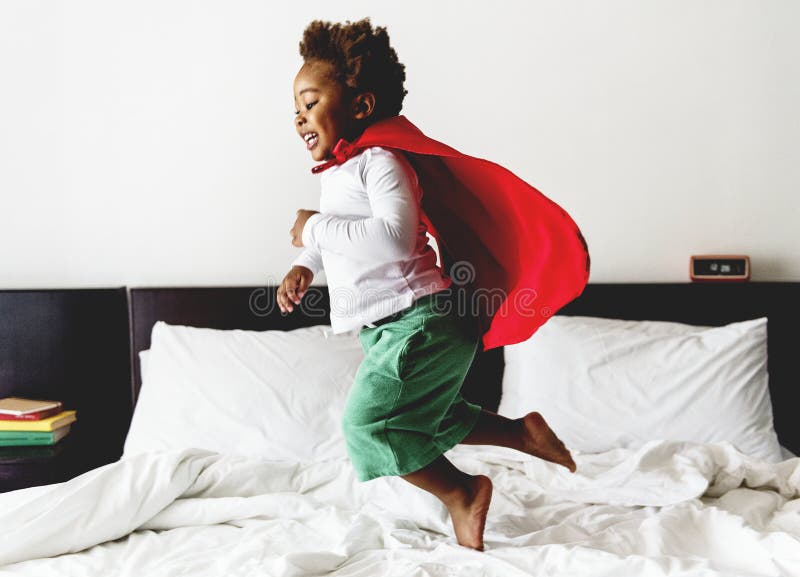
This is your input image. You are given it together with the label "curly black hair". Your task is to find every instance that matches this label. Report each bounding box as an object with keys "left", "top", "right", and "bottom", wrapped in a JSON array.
[{"left": 299, "top": 18, "right": 408, "bottom": 123}]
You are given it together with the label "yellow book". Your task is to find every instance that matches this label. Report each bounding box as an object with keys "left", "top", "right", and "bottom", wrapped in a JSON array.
[{"left": 0, "top": 410, "right": 77, "bottom": 432}]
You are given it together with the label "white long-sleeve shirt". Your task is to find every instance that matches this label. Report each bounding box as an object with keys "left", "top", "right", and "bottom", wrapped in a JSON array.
[{"left": 291, "top": 146, "right": 452, "bottom": 333}]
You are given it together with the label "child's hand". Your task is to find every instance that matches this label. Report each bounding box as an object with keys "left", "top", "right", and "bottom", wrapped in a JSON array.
[
  {"left": 290, "top": 209, "right": 320, "bottom": 247},
  {"left": 277, "top": 265, "right": 314, "bottom": 313}
]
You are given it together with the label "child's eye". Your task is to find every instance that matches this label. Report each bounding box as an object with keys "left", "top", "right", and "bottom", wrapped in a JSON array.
[{"left": 293, "top": 101, "right": 318, "bottom": 116}]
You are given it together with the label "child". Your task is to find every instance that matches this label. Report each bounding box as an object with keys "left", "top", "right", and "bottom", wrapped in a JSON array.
[{"left": 278, "top": 18, "right": 580, "bottom": 551}]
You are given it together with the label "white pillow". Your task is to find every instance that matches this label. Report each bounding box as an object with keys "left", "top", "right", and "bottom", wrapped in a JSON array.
[
  {"left": 498, "top": 316, "right": 783, "bottom": 462},
  {"left": 139, "top": 349, "right": 151, "bottom": 383},
  {"left": 124, "top": 322, "right": 364, "bottom": 462}
]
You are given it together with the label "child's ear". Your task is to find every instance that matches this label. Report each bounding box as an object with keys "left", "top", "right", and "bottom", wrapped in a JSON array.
[{"left": 352, "top": 92, "right": 376, "bottom": 120}]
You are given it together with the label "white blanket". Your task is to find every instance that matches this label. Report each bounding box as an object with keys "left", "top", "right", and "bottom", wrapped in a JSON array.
[{"left": 1, "top": 440, "right": 799, "bottom": 576}]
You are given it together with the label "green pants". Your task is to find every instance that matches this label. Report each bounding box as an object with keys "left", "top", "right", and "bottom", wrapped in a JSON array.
[{"left": 342, "top": 289, "right": 482, "bottom": 482}]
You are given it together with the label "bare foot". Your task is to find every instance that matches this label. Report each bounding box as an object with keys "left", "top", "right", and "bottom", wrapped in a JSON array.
[
  {"left": 520, "top": 412, "right": 577, "bottom": 472},
  {"left": 445, "top": 474, "right": 493, "bottom": 551}
]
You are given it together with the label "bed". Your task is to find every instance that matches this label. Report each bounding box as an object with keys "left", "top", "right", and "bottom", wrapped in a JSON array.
[{"left": 0, "top": 282, "right": 798, "bottom": 576}]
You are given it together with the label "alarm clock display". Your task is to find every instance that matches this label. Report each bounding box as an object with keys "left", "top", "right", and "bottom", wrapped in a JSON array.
[{"left": 690, "top": 255, "right": 750, "bottom": 282}]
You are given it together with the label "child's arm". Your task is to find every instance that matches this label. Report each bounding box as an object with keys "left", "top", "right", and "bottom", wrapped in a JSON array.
[
  {"left": 301, "top": 149, "right": 419, "bottom": 262},
  {"left": 290, "top": 246, "right": 323, "bottom": 277}
]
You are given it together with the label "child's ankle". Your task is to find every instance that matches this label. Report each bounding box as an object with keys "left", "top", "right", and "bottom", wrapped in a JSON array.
[{"left": 440, "top": 477, "right": 472, "bottom": 508}]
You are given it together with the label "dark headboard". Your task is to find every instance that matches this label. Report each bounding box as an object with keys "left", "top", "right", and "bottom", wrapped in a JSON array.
[{"left": 129, "top": 282, "right": 799, "bottom": 455}]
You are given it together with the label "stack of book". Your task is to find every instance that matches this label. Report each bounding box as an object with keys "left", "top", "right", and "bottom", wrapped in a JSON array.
[{"left": 0, "top": 397, "right": 77, "bottom": 447}]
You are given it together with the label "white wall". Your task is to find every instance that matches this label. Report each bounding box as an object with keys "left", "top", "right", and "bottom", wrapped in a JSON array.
[{"left": 1, "top": 0, "right": 798, "bottom": 288}]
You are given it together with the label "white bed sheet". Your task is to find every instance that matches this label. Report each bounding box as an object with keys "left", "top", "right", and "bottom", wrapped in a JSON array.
[{"left": 0, "top": 441, "right": 798, "bottom": 576}]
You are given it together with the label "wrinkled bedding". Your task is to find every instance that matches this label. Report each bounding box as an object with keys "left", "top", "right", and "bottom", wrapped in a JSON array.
[{"left": 1, "top": 440, "right": 798, "bottom": 576}]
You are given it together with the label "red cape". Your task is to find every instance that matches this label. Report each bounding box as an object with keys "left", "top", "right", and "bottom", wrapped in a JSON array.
[{"left": 312, "top": 115, "right": 591, "bottom": 352}]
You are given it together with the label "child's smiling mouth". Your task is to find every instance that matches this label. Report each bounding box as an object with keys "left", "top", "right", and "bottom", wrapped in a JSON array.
[{"left": 302, "top": 132, "right": 319, "bottom": 151}]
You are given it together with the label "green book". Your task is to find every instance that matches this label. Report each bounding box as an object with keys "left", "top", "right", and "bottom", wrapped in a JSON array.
[{"left": 0, "top": 424, "right": 71, "bottom": 446}]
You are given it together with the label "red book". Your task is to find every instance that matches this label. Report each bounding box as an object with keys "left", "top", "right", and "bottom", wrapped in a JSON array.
[{"left": 0, "top": 406, "right": 63, "bottom": 421}]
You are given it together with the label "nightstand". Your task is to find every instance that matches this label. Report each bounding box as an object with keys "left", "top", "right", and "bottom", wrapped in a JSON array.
[
  {"left": 0, "top": 422, "right": 126, "bottom": 493},
  {"left": 0, "top": 433, "right": 77, "bottom": 493}
]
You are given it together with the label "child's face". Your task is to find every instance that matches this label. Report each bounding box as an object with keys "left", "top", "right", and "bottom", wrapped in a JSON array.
[{"left": 293, "top": 60, "right": 352, "bottom": 162}]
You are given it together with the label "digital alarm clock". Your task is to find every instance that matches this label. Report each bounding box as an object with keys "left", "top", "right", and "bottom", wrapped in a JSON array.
[{"left": 689, "top": 255, "right": 750, "bottom": 282}]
